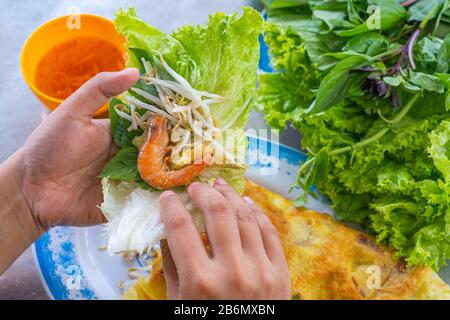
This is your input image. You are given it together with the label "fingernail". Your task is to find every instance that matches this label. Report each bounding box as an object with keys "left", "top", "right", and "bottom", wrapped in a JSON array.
[
  {"left": 215, "top": 177, "right": 227, "bottom": 185},
  {"left": 187, "top": 182, "right": 199, "bottom": 195},
  {"left": 122, "top": 67, "right": 139, "bottom": 74},
  {"left": 160, "top": 190, "right": 176, "bottom": 199},
  {"left": 120, "top": 68, "right": 140, "bottom": 78},
  {"left": 243, "top": 196, "right": 254, "bottom": 205}
]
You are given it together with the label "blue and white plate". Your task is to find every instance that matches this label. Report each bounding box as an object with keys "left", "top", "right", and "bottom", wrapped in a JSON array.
[{"left": 33, "top": 136, "right": 332, "bottom": 300}]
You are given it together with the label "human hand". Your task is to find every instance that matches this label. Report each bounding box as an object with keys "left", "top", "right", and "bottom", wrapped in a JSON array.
[
  {"left": 159, "top": 178, "right": 291, "bottom": 300},
  {"left": 14, "top": 69, "right": 139, "bottom": 230}
]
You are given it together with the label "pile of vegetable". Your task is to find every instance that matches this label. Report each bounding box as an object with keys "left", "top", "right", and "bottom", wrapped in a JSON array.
[
  {"left": 257, "top": 0, "right": 450, "bottom": 270},
  {"left": 99, "top": 8, "right": 263, "bottom": 253}
]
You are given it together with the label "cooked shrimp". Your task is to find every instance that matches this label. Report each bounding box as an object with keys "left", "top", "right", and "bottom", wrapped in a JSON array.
[{"left": 137, "top": 114, "right": 208, "bottom": 189}]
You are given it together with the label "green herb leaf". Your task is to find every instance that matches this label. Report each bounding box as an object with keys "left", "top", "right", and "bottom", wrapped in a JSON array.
[
  {"left": 99, "top": 147, "right": 141, "bottom": 181},
  {"left": 344, "top": 32, "right": 389, "bottom": 56},
  {"left": 109, "top": 98, "right": 143, "bottom": 148},
  {"left": 297, "top": 148, "right": 329, "bottom": 191},
  {"left": 259, "top": 0, "right": 450, "bottom": 269},
  {"left": 414, "top": 36, "right": 442, "bottom": 74},
  {"left": 311, "top": 55, "right": 369, "bottom": 113},
  {"left": 409, "top": 71, "right": 445, "bottom": 93},
  {"left": 436, "top": 33, "right": 450, "bottom": 73},
  {"left": 436, "top": 73, "right": 450, "bottom": 111},
  {"left": 337, "top": 0, "right": 406, "bottom": 37},
  {"left": 408, "top": 0, "right": 446, "bottom": 22},
  {"left": 262, "top": 0, "right": 309, "bottom": 10},
  {"left": 383, "top": 75, "right": 402, "bottom": 87}
]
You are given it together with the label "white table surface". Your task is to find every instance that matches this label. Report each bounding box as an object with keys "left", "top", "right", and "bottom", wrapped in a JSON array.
[{"left": 0, "top": 0, "right": 300, "bottom": 300}]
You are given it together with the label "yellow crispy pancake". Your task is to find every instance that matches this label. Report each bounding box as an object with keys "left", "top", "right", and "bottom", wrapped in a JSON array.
[{"left": 123, "top": 179, "right": 450, "bottom": 300}]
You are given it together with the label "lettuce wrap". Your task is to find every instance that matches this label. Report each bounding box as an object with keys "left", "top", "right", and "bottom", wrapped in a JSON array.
[{"left": 99, "top": 7, "right": 263, "bottom": 254}]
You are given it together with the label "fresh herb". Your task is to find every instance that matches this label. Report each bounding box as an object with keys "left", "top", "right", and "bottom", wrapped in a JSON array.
[
  {"left": 100, "top": 147, "right": 140, "bottom": 181},
  {"left": 258, "top": 0, "right": 450, "bottom": 269},
  {"left": 109, "top": 97, "right": 143, "bottom": 148}
]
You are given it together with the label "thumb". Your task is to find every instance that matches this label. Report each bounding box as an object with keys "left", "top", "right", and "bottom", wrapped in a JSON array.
[{"left": 60, "top": 68, "right": 140, "bottom": 117}]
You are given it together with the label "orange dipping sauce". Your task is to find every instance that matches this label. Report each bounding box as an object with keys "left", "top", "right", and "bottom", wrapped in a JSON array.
[{"left": 35, "top": 37, "right": 125, "bottom": 100}]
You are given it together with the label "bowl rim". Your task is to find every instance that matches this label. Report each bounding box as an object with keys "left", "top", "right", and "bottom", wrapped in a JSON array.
[{"left": 20, "top": 13, "right": 123, "bottom": 113}]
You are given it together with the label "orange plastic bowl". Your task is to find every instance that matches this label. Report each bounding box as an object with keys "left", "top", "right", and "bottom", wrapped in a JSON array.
[{"left": 20, "top": 14, "right": 126, "bottom": 117}]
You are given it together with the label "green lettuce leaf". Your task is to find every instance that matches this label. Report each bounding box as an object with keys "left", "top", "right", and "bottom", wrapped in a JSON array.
[
  {"left": 171, "top": 7, "right": 263, "bottom": 129},
  {"left": 115, "top": 8, "right": 185, "bottom": 70},
  {"left": 256, "top": 0, "right": 450, "bottom": 269},
  {"left": 109, "top": 7, "right": 263, "bottom": 193},
  {"left": 115, "top": 7, "right": 263, "bottom": 129},
  {"left": 198, "top": 165, "right": 248, "bottom": 194},
  {"left": 256, "top": 21, "right": 320, "bottom": 128},
  {"left": 101, "top": 7, "right": 262, "bottom": 254},
  {"left": 428, "top": 120, "right": 450, "bottom": 181}
]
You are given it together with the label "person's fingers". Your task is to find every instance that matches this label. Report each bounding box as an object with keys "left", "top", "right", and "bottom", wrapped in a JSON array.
[
  {"left": 245, "top": 197, "right": 286, "bottom": 266},
  {"left": 93, "top": 118, "right": 111, "bottom": 134},
  {"left": 213, "top": 178, "right": 267, "bottom": 259},
  {"left": 161, "top": 239, "right": 179, "bottom": 299},
  {"left": 159, "top": 190, "right": 208, "bottom": 270},
  {"left": 92, "top": 118, "right": 118, "bottom": 161},
  {"left": 187, "top": 182, "right": 242, "bottom": 259},
  {"left": 61, "top": 68, "right": 140, "bottom": 117}
]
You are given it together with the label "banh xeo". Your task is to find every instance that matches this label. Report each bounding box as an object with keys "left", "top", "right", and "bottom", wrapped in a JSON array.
[
  {"left": 257, "top": 0, "right": 450, "bottom": 270},
  {"left": 100, "top": 7, "right": 263, "bottom": 254}
]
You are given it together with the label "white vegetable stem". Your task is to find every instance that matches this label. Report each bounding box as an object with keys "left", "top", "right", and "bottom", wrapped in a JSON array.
[{"left": 115, "top": 55, "right": 238, "bottom": 166}]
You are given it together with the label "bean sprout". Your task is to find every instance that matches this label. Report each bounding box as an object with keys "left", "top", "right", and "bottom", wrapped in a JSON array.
[
  {"left": 114, "top": 55, "right": 240, "bottom": 166},
  {"left": 130, "top": 87, "right": 163, "bottom": 107}
]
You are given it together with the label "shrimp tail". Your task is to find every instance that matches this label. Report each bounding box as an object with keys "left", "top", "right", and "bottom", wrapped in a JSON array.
[
  {"left": 137, "top": 114, "right": 208, "bottom": 189},
  {"left": 145, "top": 162, "right": 207, "bottom": 189}
]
